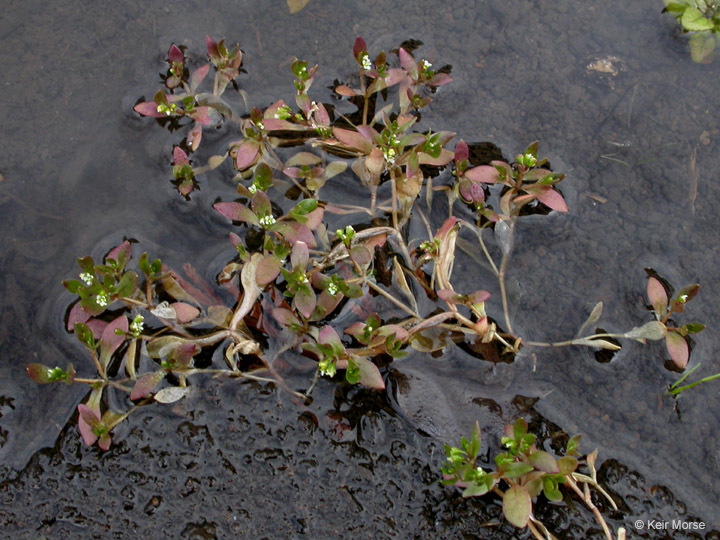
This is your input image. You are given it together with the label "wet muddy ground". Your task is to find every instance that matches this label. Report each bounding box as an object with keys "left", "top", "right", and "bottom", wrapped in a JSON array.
[{"left": 1, "top": 0, "right": 719, "bottom": 537}]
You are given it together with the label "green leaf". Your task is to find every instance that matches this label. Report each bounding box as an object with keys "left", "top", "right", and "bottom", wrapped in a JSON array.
[
  {"left": 684, "top": 322, "right": 706, "bottom": 334},
  {"left": 501, "top": 462, "right": 534, "bottom": 479},
  {"left": 529, "top": 450, "right": 559, "bottom": 474},
  {"left": 557, "top": 455, "right": 578, "bottom": 474},
  {"left": 116, "top": 271, "right": 138, "bottom": 298},
  {"left": 690, "top": 33, "right": 715, "bottom": 63},
  {"left": 503, "top": 485, "right": 532, "bottom": 528},
  {"left": 287, "top": 0, "right": 311, "bottom": 14},
  {"left": 681, "top": 7, "right": 715, "bottom": 31}
]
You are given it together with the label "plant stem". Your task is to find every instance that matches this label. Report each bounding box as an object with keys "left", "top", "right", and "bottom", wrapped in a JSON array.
[
  {"left": 498, "top": 250, "right": 513, "bottom": 334},
  {"left": 566, "top": 476, "right": 614, "bottom": 540},
  {"left": 366, "top": 280, "right": 419, "bottom": 318}
]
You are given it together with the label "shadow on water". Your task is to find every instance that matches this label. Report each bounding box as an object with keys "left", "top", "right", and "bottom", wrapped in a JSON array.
[{"left": 1, "top": 0, "right": 720, "bottom": 536}]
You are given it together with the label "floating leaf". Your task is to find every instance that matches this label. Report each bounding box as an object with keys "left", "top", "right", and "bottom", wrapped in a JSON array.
[
  {"left": 287, "top": 0, "right": 311, "bottom": 14},
  {"left": 494, "top": 220, "right": 513, "bottom": 256},
  {"left": 350, "top": 355, "right": 385, "bottom": 390},
  {"left": 528, "top": 450, "right": 559, "bottom": 474},
  {"left": 622, "top": 321, "right": 666, "bottom": 341},
  {"left": 171, "top": 302, "right": 200, "bottom": 324},
  {"left": 154, "top": 386, "right": 191, "bottom": 404},
  {"left": 666, "top": 332, "right": 689, "bottom": 370},
  {"left": 576, "top": 301, "right": 603, "bottom": 338},
  {"left": 647, "top": 277, "right": 668, "bottom": 318},
  {"left": 130, "top": 370, "right": 166, "bottom": 400},
  {"left": 681, "top": 7, "right": 715, "bottom": 31}
]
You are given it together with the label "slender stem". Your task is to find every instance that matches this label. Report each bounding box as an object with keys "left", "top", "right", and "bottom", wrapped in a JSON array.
[
  {"left": 390, "top": 168, "right": 399, "bottom": 230},
  {"left": 566, "top": 477, "right": 614, "bottom": 540},
  {"left": 366, "top": 280, "right": 419, "bottom": 318},
  {"left": 498, "top": 251, "right": 513, "bottom": 334}
]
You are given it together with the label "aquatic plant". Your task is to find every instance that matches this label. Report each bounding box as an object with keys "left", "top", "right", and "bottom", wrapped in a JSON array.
[
  {"left": 27, "top": 35, "right": 710, "bottom": 536},
  {"left": 443, "top": 420, "right": 622, "bottom": 540},
  {"left": 663, "top": 0, "right": 720, "bottom": 62}
]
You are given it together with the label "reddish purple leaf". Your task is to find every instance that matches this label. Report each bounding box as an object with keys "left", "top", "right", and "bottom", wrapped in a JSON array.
[
  {"left": 134, "top": 101, "right": 165, "bottom": 118},
  {"left": 67, "top": 302, "right": 91, "bottom": 331},
  {"left": 647, "top": 277, "right": 668, "bottom": 318},
  {"left": 100, "top": 315, "right": 128, "bottom": 369},
  {"left": 428, "top": 73, "right": 453, "bottom": 87},
  {"left": 77, "top": 404, "right": 100, "bottom": 447},
  {"left": 353, "top": 37, "right": 367, "bottom": 61},
  {"left": 106, "top": 240, "right": 132, "bottom": 264},
  {"left": 465, "top": 165, "right": 498, "bottom": 184},
  {"left": 213, "top": 202, "right": 260, "bottom": 226},
  {"left": 335, "top": 85, "right": 356, "bottom": 97},
  {"left": 190, "top": 106, "right": 212, "bottom": 126},
  {"left": 398, "top": 48, "right": 417, "bottom": 76},
  {"left": 171, "top": 302, "right": 200, "bottom": 324},
  {"left": 318, "top": 326, "right": 342, "bottom": 346},
  {"left": 303, "top": 207, "right": 325, "bottom": 230},
  {"left": 256, "top": 255, "right": 282, "bottom": 287},
  {"left": 85, "top": 318, "right": 108, "bottom": 339},
  {"left": 235, "top": 140, "right": 260, "bottom": 170},
  {"left": 332, "top": 127, "right": 374, "bottom": 154},
  {"left": 27, "top": 364, "right": 55, "bottom": 384},
  {"left": 294, "top": 288, "right": 317, "bottom": 319},
  {"left": 454, "top": 140, "right": 469, "bottom": 163},
  {"left": 173, "top": 146, "right": 190, "bottom": 166},
  {"left": 276, "top": 222, "right": 316, "bottom": 248},
  {"left": 168, "top": 44, "right": 184, "bottom": 64},
  {"left": 291, "top": 241, "right": 310, "bottom": 268},
  {"left": 536, "top": 188, "right": 568, "bottom": 213},
  {"left": 459, "top": 179, "right": 485, "bottom": 204},
  {"left": 503, "top": 485, "right": 532, "bottom": 528},
  {"left": 352, "top": 355, "right": 385, "bottom": 390},
  {"left": 666, "top": 332, "right": 689, "bottom": 370},
  {"left": 383, "top": 68, "right": 407, "bottom": 87},
  {"left": 130, "top": 370, "right": 166, "bottom": 400},
  {"left": 190, "top": 64, "right": 210, "bottom": 92}
]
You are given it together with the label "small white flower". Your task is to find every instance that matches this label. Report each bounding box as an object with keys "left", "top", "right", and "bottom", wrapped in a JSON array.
[
  {"left": 130, "top": 315, "right": 144, "bottom": 337},
  {"left": 327, "top": 283, "right": 339, "bottom": 296},
  {"left": 361, "top": 54, "right": 372, "bottom": 71},
  {"left": 259, "top": 214, "right": 276, "bottom": 227},
  {"left": 422, "top": 60, "right": 432, "bottom": 71},
  {"left": 248, "top": 184, "right": 257, "bottom": 195},
  {"left": 79, "top": 272, "right": 94, "bottom": 286},
  {"left": 95, "top": 291, "right": 109, "bottom": 307}
]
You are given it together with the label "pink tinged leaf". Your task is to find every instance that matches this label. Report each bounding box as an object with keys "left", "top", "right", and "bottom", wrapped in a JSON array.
[
  {"left": 291, "top": 241, "right": 310, "bottom": 268},
  {"left": 130, "top": 370, "right": 166, "bottom": 400},
  {"left": 272, "top": 307, "right": 301, "bottom": 328},
  {"left": 235, "top": 140, "right": 260, "bottom": 170},
  {"left": 350, "top": 245, "right": 372, "bottom": 266},
  {"left": 100, "top": 315, "right": 128, "bottom": 361},
  {"left": 666, "top": 332, "right": 689, "bottom": 370},
  {"left": 459, "top": 179, "right": 485, "bottom": 204},
  {"left": 187, "top": 124, "right": 203, "bottom": 152},
  {"left": 469, "top": 290, "right": 491, "bottom": 304},
  {"left": 465, "top": 165, "right": 498, "bottom": 184},
  {"left": 85, "top": 318, "right": 108, "bottom": 339},
  {"left": 335, "top": 85, "right": 356, "bottom": 97},
  {"left": 294, "top": 288, "right": 317, "bottom": 319},
  {"left": 67, "top": 302, "right": 92, "bottom": 331},
  {"left": 168, "top": 44, "right": 184, "bottom": 64},
  {"left": 528, "top": 451, "right": 560, "bottom": 473},
  {"left": 352, "top": 355, "right": 385, "bottom": 390},
  {"left": 213, "top": 202, "right": 260, "bottom": 226},
  {"left": 172, "top": 342, "right": 201, "bottom": 365},
  {"left": 283, "top": 167, "right": 302, "bottom": 179},
  {"left": 134, "top": 101, "right": 165, "bottom": 118},
  {"left": 256, "top": 255, "right": 282, "bottom": 287},
  {"left": 26, "top": 364, "right": 55, "bottom": 384},
  {"left": 383, "top": 68, "right": 406, "bottom": 87},
  {"left": 503, "top": 485, "right": 532, "bottom": 528},
  {"left": 173, "top": 147, "right": 190, "bottom": 166},
  {"left": 278, "top": 222, "right": 317, "bottom": 248},
  {"left": 251, "top": 191, "right": 272, "bottom": 217},
  {"left": 428, "top": 73, "right": 453, "bottom": 86},
  {"left": 344, "top": 321, "right": 367, "bottom": 339},
  {"left": 353, "top": 37, "right": 367, "bottom": 60},
  {"left": 206, "top": 35, "right": 219, "bottom": 60},
  {"left": 365, "top": 148, "right": 385, "bottom": 176},
  {"left": 190, "top": 107, "right": 212, "bottom": 126},
  {"left": 536, "top": 188, "right": 568, "bottom": 213},
  {"left": 318, "top": 326, "right": 342, "bottom": 346},
  {"left": 77, "top": 404, "right": 100, "bottom": 446},
  {"left": 190, "top": 63, "right": 210, "bottom": 92},
  {"left": 647, "top": 277, "right": 668, "bottom": 318},
  {"left": 178, "top": 179, "right": 194, "bottom": 196},
  {"left": 356, "top": 124, "right": 380, "bottom": 144},
  {"left": 437, "top": 289, "right": 459, "bottom": 303},
  {"left": 332, "top": 127, "right": 374, "bottom": 154},
  {"left": 314, "top": 102, "right": 330, "bottom": 126},
  {"left": 303, "top": 207, "right": 325, "bottom": 230},
  {"left": 171, "top": 302, "right": 200, "bottom": 324},
  {"left": 106, "top": 240, "right": 132, "bottom": 264},
  {"left": 418, "top": 149, "right": 454, "bottom": 166},
  {"left": 98, "top": 433, "right": 112, "bottom": 451},
  {"left": 454, "top": 140, "right": 469, "bottom": 163},
  {"left": 398, "top": 48, "right": 417, "bottom": 76}
]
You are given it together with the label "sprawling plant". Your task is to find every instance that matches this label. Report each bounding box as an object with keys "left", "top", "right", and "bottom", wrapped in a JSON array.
[
  {"left": 663, "top": 0, "right": 720, "bottom": 62},
  {"left": 28, "top": 36, "right": 708, "bottom": 534}
]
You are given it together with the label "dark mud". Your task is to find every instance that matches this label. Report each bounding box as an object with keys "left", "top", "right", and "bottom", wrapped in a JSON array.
[{"left": 1, "top": 0, "right": 719, "bottom": 537}]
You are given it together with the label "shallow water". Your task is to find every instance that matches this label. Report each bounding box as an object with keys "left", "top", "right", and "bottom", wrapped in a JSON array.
[{"left": 1, "top": 0, "right": 720, "bottom": 536}]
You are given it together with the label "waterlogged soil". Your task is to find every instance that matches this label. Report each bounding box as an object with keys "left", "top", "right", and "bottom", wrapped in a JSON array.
[{"left": 1, "top": 0, "right": 720, "bottom": 538}]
